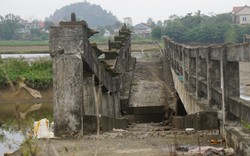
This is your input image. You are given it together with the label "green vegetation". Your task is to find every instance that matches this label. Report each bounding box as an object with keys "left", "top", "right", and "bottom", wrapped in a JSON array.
[
  {"left": 0, "top": 57, "right": 52, "bottom": 89},
  {"left": 0, "top": 14, "right": 53, "bottom": 41},
  {"left": 151, "top": 12, "right": 250, "bottom": 44},
  {"left": 241, "top": 120, "right": 250, "bottom": 130}
]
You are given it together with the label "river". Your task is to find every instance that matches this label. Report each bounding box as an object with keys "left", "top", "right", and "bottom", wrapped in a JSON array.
[{"left": 0, "top": 102, "right": 53, "bottom": 155}]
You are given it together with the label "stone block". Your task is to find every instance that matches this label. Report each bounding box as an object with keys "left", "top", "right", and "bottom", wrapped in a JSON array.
[
  {"left": 83, "top": 115, "right": 98, "bottom": 134},
  {"left": 183, "top": 114, "right": 193, "bottom": 128},
  {"left": 193, "top": 111, "right": 218, "bottom": 130},
  {"left": 114, "top": 117, "right": 128, "bottom": 129},
  {"left": 172, "top": 116, "right": 184, "bottom": 129},
  {"left": 101, "top": 116, "right": 114, "bottom": 132}
]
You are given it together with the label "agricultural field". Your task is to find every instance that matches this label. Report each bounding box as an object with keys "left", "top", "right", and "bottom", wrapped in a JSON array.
[
  {"left": 0, "top": 41, "right": 49, "bottom": 53},
  {"left": 0, "top": 40, "right": 162, "bottom": 53}
]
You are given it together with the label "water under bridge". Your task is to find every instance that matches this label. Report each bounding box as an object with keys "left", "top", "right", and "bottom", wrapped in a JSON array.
[{"left": 49, "top": 14, "right": 250, "bottom": 155}]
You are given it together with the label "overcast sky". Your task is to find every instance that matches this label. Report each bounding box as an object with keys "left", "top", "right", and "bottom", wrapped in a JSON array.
[{"left": 0, "top": 0, "right": 249, "bottom": 25}]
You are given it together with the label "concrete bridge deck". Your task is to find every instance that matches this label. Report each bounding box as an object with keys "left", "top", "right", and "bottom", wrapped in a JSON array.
[{"left": 127, "top": 53, "right": 166, "bottom": 122}]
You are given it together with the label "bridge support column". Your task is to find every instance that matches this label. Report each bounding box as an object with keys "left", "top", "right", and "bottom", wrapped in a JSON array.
[
  {"left": 50, "top": 25, "right": 85, "bottom": 136},
  {"left": 207, "top": 48, "right": 213, "bottom": 106},
  {"left": 221, "top": 45, "right": 240, "bottom": 129},
  {"left": 195, "top": 48, "right": 201, "bottom": 99},
  {"left": 189, "top": 49, "right": 196, "bottom": 92}
]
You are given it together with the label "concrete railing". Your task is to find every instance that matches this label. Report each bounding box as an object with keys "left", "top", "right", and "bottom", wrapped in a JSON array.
[
  {"left": 163, "top": 36, "right": 250, "bottom": 124},
  {"left": 49, "top": 14, "right": 132, "bottom": 136},
  {"left": 164, "top": 36, "right": 250, "bottom": 155}
]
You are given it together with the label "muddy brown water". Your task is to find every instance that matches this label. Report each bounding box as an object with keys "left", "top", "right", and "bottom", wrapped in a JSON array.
[{"left": 0, "top": 89, "right": 53, "bottom": 155}]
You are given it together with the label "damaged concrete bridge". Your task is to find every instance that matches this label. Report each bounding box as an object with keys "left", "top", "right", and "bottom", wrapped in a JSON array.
[
  {"left": 49, "top": 14, "right": 250, "bottom": 155},
  {"left": 163, "top": 37, "right": 250, "bottom": 155}
]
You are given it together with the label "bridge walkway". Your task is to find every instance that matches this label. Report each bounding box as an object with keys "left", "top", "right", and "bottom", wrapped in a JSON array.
[{"left": 127, "top": 51, "right": 167, "bottom": 122}]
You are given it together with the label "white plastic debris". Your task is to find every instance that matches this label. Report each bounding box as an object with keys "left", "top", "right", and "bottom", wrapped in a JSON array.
[
  {"left": 112, "top": 128, "right": 125, "bottom": 132},
  {"left": 188, "top": 146, "right": 224, "bottom": 154},
  {"left": 185, "top": 128, "right": 195, "bottom": 131},
  {"left": 224, "top": 148, "right": 235, "bottom": 155},
  {"left": 33, "top": 118, "right": 54, "bottom": 139}
]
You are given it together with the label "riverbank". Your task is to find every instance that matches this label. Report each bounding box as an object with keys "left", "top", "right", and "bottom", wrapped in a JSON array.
[{"left": 0, "top": 57, "right": 52, "bottom": 90}]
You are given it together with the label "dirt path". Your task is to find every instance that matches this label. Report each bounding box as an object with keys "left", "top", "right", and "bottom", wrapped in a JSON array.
[{"left": 16, "top": 122, "right": 223, "bottom": 156}]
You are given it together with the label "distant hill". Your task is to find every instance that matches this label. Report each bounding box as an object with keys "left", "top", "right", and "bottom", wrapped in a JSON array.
[{"left": 48, "top": 2, "right": 119, "bottom": 27}]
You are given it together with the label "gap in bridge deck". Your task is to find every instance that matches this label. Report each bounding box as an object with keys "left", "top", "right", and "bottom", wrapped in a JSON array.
[{"left": 176, "top": 95, "right": 188, "bottom": 116}]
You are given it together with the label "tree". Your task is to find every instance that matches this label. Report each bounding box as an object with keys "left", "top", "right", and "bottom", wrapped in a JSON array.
[
  {"left": 44, "top": 21, "right": 54, "bottom": 30},
  {"left": 152, "top": 26, "right": 162, "bottom": 40},
  {"left": 146, "top": 17, "right": 155, "bottom": 27},
  {"left": 156, "top": 20, "right": 163, "bottom": 27},
  {"left": 0, "top": 14, "right": 21, "bottom": 40},
  {"left": 161, "top": 12, "right": 247, "bottom": 44}
]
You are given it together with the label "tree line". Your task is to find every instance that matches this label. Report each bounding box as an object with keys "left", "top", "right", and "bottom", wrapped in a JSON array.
[
  {"left": 0, "top": 14, "right": 53, "bottom": 41},
  {"left": 151, "top": 11, "right": 250, "bottom": 44}
]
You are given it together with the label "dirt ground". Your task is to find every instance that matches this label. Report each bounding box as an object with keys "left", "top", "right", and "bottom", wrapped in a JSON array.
[{"left": 13, "top": 123, "right": 225, "bottom": 156}]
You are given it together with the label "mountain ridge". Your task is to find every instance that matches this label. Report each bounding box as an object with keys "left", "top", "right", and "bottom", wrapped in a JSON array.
[{"left": 48, "top": 2, "right": 119, "bottom": 27}]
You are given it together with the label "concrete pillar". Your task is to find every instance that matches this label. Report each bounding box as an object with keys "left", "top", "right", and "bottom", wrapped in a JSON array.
[
  {"left": 173, "top": 44, "right": 177, "bottom": 72},
  {"left": 50, "top": 25, "right": 85, "bottom": 136},
  {"left": 189, "top": 49, "right": 196, "bottom": 92},
  {"left": 207, "top": 47, "right": 212, "bottom": 106},
  {"left": 182, "top": 47, "right": 186, "bottom": 84},
  {"left": 196, "top": 48, "right": 201, "bottom": 98},
  {"left": 221, "top": 45, "right": 240, "bottom": 130},
  {"left": 186, "top": 48, "right": 191, "bottom": 88}
]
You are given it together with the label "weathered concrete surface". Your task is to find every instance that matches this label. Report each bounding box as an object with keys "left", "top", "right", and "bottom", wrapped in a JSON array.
[
  {"left": 172, "top": 112, "right": 218, "bottom": 130},
  {"left": 164, "top": 36, "right": 250, "bottom": 155},
  {"left": 171, "top": 68, "right": 214, "bottom": 114},
  {"left": 128, "top": 53, "right": 166, "bottom": 122},
  {"left": 161, "top": 55, "right": 177, "bottom": 115},
  {"left": 120, "top": 57, "right": 136, "bottom": 115},
  {"left": 49, "top": 19, "right": 133, "bottom": 136},
  {"left": 240, "top": 62, "right": 250, "bottom": 100},
  {"left": 225, "top": 126, "right": 250, "bottom": 156},
  {"left": 52, "top": 54, "right": 83, "bottom": 136}
]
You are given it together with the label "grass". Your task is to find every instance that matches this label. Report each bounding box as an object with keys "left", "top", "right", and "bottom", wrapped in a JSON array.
[
  {"left": 241, "top": 120, "right": 250, "bottom": 130},
  {"left": 0, "top": 57, "right": 52, "bottom": 89},
  {"left": 0, "top": 40, "right": 49, "bottom": 46}
]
